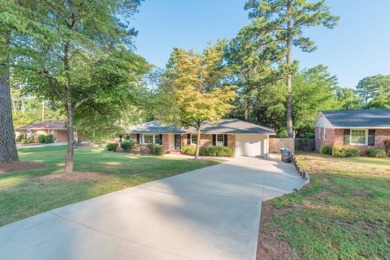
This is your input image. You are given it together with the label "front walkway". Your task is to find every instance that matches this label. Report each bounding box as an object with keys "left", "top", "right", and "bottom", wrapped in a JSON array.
[{"left": 0, "top": 156, "right": 305, "bottom": 260}]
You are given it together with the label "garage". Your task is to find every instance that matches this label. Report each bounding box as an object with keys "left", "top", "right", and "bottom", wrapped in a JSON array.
[{"left": 235, "top": 134, "right": 269, "bottom": 157}]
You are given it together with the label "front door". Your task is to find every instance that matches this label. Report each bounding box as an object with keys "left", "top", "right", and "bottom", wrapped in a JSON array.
[{"left": 174, "top": 134, "right": 181, "bottom": 151}]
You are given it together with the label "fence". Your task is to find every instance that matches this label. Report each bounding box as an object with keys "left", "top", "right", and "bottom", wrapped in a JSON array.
[{"left": 269, "top": 138, "right": 315, "bottom": 153}]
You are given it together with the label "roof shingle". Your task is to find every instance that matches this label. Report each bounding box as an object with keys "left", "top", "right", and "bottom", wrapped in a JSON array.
[{"left": 321, "top": 109, "right": 390, "bottom": 128}]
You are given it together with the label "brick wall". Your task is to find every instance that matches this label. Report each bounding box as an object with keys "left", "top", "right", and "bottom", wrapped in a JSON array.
[
  {"left": 182, "top": 134, "right": 235, "bottom": 148},
  {"left": 162, "top": 134, "right": 170, "bottom": 152}
]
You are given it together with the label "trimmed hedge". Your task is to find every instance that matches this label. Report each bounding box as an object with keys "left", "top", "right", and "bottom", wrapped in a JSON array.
[
  {"left": 147, "top": 143, "right": 155, "bottom": 154},
  {"left": 154, "top": 145, "right": 164, "bottom": 155},
  {"left": 121, "top": 140, "right": 134, "bottom": 151},
  {"left": 181, "top": 145, "right": 234, "bottom": 157},
  {"left": 366, "top": 148, "right": 386, "bottom": 158},
  {"left": 208, "top": 146, "right": 218, "bottom": 156},
  {"left": 320, "top": 145, "right": 332, "bottom": 155},
  {"left": 106, "top": 142, "right": 117, "bottom": 151},
  {"left": 45, "top": 135, "right": 54, "bottom": 143},
  {"left": 38, "top": 135, "right": 46, "bottom": 144},
  {"left": 332, "top": 145, "right": 359, "bottom": 158}
]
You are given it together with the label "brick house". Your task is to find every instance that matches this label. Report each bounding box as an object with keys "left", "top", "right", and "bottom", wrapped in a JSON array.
[
  {"left": 314, "top": 109, "right": 390, "bottom": 154},
  {"left": 16, "top": 120, "right": 69, "bottom": 142},
  {"left": 123, "top": 119, "right": 276, "bottom": 157}
]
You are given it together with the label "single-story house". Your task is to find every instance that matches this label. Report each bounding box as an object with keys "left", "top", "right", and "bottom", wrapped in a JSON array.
[
  {"left": 314, "top": 109, "right": 390, "bottom": 154},
  {"left": 16, "top": 120, "right": 68, "bottom": 142},
  {"left": 124, "top": 119, "right": 276, "bottom": 157}
]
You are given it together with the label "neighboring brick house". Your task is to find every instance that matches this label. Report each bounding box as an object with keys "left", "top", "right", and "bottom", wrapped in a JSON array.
[
  {"left": 15, "top": 120, "right": 70, "bottom": 142},
  {"left": 124, "top": 119, "right": 276, "bottom": 157},
  {"left": 314, "top": 109, "right": 390, "bottom": 155}
]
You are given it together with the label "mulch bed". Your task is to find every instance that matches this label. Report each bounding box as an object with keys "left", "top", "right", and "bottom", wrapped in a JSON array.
[
  {"left": 256, "top": 200, "right": 298, "bottom": 260},
  {"left": 0, "top": 162, "right": 44, "bottom": 174}
]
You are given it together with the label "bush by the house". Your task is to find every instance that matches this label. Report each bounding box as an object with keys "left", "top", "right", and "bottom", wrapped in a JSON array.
[
  {"left": 332, "top": 145, "right": 359, "bottom": 158},
  {"left": 120, "top": 140, "right": 134, "bottom": 152},
  {"left": 106, "top": 142, "right": 117, "bottom": 151},
  {"left": 38, "top": 135, "right": 46, "bottom": 143},
  {"left": 199, "top": 147, "right": 208, "bottom": 156},
  {"left": 208, "top": 146, "right": 218, "bottom": 156},
  {"left": 45, "top": 135, "right": 54, "bottom": 143},
  {"left": 147, "top": 143, "right": 155, "bottom": 154},
  {"left": 154, "top": 145, "right": 165, "bottom": 155},
  {"left": 181, "top": 146, "right": 196, "bottom": 156},
  {"left": 366, "top": 148, "right": 386, "bottom": 158},
  {"left": 217, "top": 146, "right": 235, "bottom": 157},
  {"left": 384, "top": 140, "right": 390, "bottom": 156},
  {"left": 320, "top": 145, "right": 332, "bottom": 155}
]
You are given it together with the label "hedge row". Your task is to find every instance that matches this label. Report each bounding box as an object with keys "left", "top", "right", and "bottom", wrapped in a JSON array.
[
  {"left": 106, "top": 141, "right": 164, "bottom": 155},
  {"left": 181, "top": 146, "right": 234, "bottom": 157},
  {"left": 320, "top": 145, "right": 387, "bottom": 158}
]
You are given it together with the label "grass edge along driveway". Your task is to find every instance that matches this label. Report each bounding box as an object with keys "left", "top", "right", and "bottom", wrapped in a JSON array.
[
  {"left": 0, "top": 146, "right": 221, "bottom": 227},
  {"left": 257, "top": 153, "right": 390, "bottom": 260}
]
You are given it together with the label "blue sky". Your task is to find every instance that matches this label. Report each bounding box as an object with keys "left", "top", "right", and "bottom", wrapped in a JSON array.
[{"left": 132, "top": 0, "right": 390, "bottom": 88}]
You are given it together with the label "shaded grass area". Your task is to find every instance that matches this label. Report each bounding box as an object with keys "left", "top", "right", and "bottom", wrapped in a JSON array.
[
  {"left": 258, "top": 153, "right": 390, "bottom": 259},
  {"left": 0, "top": 146, "right": 220, "bottom": 227}
]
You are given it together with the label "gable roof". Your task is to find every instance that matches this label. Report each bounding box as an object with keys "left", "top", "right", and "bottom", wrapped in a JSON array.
[
  {"left": 128, "top": 119, "right": 276, "bottom": 135},
  {"left": 319, "top": 109, "right": 390, "bottom": 128},
  {"left": 128, "top": 121, "right": 188, "bottom": 134},
  {"left": 16, "top": 120, "right": 67, "bottom": 130}
]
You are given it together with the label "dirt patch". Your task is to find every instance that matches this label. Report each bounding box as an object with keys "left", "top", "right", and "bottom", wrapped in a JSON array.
[
  {"left": 0, "top": 162, "right": 44, "bottom": 174},
  {"left": 257, "top": 201, "right": 298, "bottom": 260},
  {"left": 30, "top": 172, "right": 108, "bottom": 183}
]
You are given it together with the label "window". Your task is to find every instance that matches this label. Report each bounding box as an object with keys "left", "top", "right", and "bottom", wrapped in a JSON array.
[
  {"left": 217, "top": 134, "right": 224, "bottom": 142},
  {"left": 350, "top": 130, "right": 366, "bottom": 145},
  {"left": 191, "top": 134, "right": 198, "bottom": 144},
  {"left": 143, "top": 134, "right": 153, "bottom": 144},
  {"left": 323, "top": 128, "right": 326, "bottom": 140},
  {"left": 155, "top": 134, "right": 161, "bottom": 145}
]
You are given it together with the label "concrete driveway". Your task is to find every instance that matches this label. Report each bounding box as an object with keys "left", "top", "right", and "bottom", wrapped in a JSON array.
[{"left": 0, "top": 156, "right": 305, "bottom": 260}]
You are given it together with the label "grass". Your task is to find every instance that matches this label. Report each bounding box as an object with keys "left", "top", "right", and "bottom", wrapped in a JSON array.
[
  {"left": 260, "top": 153, "right": 390, "bottom": 259},
  {"left": 0, "top": 146, "right": 221, "bottom": 227}
]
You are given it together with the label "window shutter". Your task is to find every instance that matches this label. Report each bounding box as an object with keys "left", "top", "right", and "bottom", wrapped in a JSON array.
[
  {"left": 136, "top": 134, "right": 140, "bottom": 143},
  {"left": 343, "top": 129, "right": 350, "bottom": 145},
  {"left": 223, "top": 134, "right": 228, "bottom": 146},
  {"left": 212, "top": 134, "right": 216, "bottom": 146},
  {"left": 159, "top": 134, "right": 163, "bottom": 145},
  {"left": 119, "top": 135, "right": 123, "bottom": 143},
  {"left": 187, "top": 134, "right": 191, "bottom": 145},
  {"left": 368, "top": 130, "right": 375, "bottom": 146}
]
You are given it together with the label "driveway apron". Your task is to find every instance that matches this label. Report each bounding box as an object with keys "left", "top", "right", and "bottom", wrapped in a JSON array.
[{"left": 0, "top": 156, "right": 305, "bottom": 260}]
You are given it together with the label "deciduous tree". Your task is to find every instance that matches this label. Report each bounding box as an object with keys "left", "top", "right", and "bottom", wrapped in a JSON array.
[
  {"left": 156, "top": 44, "right": 236, "bottom": 159},
  {"left": 356, "top": 74, "right": 390, "bottom": 109}
]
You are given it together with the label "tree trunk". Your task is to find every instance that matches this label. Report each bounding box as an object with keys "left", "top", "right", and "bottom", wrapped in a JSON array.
[
  {"left": 64, "top": 43, "right": 74, "bottom": 174},
  {"left": 286, "top": 0, "right": 294, "bottom": 138},
  {"left": 244, "top": 95, "right": 251, "bottom": 121},
  {"left": 194, "top": 122, "right": 201, "bottom": 160},
  {"left": 0, "top": 32, "right": 19, "bottom": 163}
]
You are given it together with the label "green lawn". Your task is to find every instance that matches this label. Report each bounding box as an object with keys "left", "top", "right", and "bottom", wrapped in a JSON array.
[
  {"left": 258, "top": 153, "right": 390, "bottom": 259},
  {"left": 0, "top": 146, "right": 220, "bottom": 227}
]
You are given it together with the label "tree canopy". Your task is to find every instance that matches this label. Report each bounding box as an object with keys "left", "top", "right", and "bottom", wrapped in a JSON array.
[{"left": 155, "top": 44, "right": 236, "bottom": 159}]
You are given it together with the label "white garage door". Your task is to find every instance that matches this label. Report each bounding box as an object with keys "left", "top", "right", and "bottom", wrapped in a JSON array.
[{"left": 235, "top": 134, "right": 262, "bottom": 157}]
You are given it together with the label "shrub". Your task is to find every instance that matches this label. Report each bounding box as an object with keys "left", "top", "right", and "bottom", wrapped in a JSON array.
[
  {"left": 366, "top": 148, "right": 386, "bottom": 158},
  {"left": 147, "top": 143, "right": 155, "bottom": 154},
  {"left": 16, "top": 134, "right": 25, "bottom": 142},
  {"left": 345, "top": 147, "right": 359, "bottom": 157},
  {"left": 332, "top": 145, "right": 359, "bottom": 158},
  {"left": 154, "top": 146, "right": 165, "bottom": 155},
  {"left": 217, "top": 146, "right": 235, "bottom": 157},
  {"left": 106, "top": 142, "right": 117, "bottom": 151},
  {"left": 121, "top": 140, "right": 134, "bottom": 152},
  {"left": 208, "top": 146, "right": 218, "bottom": 156},
  {"left": 28, "top": 136, "right": 35, "bottom": 143},
  {"left": 199, "top": 147, "right": 208, "bottom": 156},
  {"left": 45, "top": 135, "right": 54, "bottom": 143},
  {"left": 384, "top": 140, "right": 390, "bottom": 156},
  {"left": 38, "top": 135, "right": 46, "bottom": 143},
  {"left": 181, "top": 146, "right": 196, "bottom": 156},
  {"left": 320, "top": 145, "right": 332, "bottom": 155}
]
